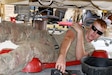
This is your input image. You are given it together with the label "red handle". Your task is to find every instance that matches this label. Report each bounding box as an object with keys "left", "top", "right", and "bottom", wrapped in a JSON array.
[
  {"left": 0, "top": 49, "right": 12, "bottom": 54},
  {"left": 43, "top": 60, "right": 81, "bottom": 69}
]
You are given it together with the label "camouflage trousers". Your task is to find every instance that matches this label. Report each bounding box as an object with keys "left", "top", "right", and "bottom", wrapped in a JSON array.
[{"left": 0, "top": 40, "right": 59, "bottom": 75}]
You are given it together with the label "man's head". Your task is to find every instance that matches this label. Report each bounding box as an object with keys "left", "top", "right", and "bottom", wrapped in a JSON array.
[{"left": 86, "top": 19, "right": 107, "bottom": 42}]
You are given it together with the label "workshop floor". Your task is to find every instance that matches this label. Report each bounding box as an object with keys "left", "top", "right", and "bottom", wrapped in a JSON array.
[{"left": 15, "top": 65, "right": 84, "bottom": 75}]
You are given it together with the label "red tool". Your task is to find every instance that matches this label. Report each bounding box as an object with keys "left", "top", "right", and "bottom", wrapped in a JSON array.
[
  {"left": 22, "top": 58, "right": 81, "bottom": 73},
  {"left": 0, "top": 49, "right": 12, "bottom": 54},
  {"left": 92, "top": 50, "right": 108, "bottom": 58},
  {"left": 58, "top": 21, "right": 73, "bottom": 26}
]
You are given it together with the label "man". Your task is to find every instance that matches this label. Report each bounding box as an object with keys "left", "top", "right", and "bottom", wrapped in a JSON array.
[
  {"left": 55, "top": 19, "right": 107, "bottom": 73},
  {"left": 0, "top": 19, "right": 107, "bottom": 75}
]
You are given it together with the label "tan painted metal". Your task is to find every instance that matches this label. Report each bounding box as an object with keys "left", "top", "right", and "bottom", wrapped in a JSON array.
[{"left": 0, "top": 0, "right": 28, "bottom": 4}]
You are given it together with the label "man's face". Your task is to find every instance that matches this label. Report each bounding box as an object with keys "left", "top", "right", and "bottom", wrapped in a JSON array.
[{"left": 86, "top": 22, "right": 106, "bottom": 42}]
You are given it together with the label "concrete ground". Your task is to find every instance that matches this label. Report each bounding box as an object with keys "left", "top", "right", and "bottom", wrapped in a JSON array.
[{"left": 15, "top": 65, "right": 84, "bottom": 75}]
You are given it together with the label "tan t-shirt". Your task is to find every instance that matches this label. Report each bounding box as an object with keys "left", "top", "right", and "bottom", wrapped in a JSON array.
[{"left": 53, "top": 27, "right": 95, "bottom": 61}]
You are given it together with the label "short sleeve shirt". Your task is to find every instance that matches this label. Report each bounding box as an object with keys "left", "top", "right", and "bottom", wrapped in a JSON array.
[{"left": 54, "top": 27, "right": 95, "bottom": 61}]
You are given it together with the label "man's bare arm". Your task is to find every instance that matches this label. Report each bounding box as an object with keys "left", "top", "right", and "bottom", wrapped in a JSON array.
[
  {"left": 55, "top": 30, "right": 75, "bottom": 73},
  {"left": 72, "top": 23, "right": 88, "bottom": 60}
]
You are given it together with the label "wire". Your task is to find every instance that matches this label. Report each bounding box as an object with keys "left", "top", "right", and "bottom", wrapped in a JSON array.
[
  {"left": 38, "top": 0, "right": 53, "bottom": 6},
  {"left": 90, "top": 0, "right": 100, "bottom": 10}
]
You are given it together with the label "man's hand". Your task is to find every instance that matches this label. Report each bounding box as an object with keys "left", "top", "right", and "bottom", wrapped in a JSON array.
[
  {"left": 71, "top": 23, "right": 83, "bottom": 34},
  {"left": 55, "top": 55, "right": 66, "bottom": 73}
]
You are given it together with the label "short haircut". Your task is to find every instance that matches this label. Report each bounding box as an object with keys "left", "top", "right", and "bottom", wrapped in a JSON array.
[{"left": 94, "top": 19, "right": 107, "bottom": 29}]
